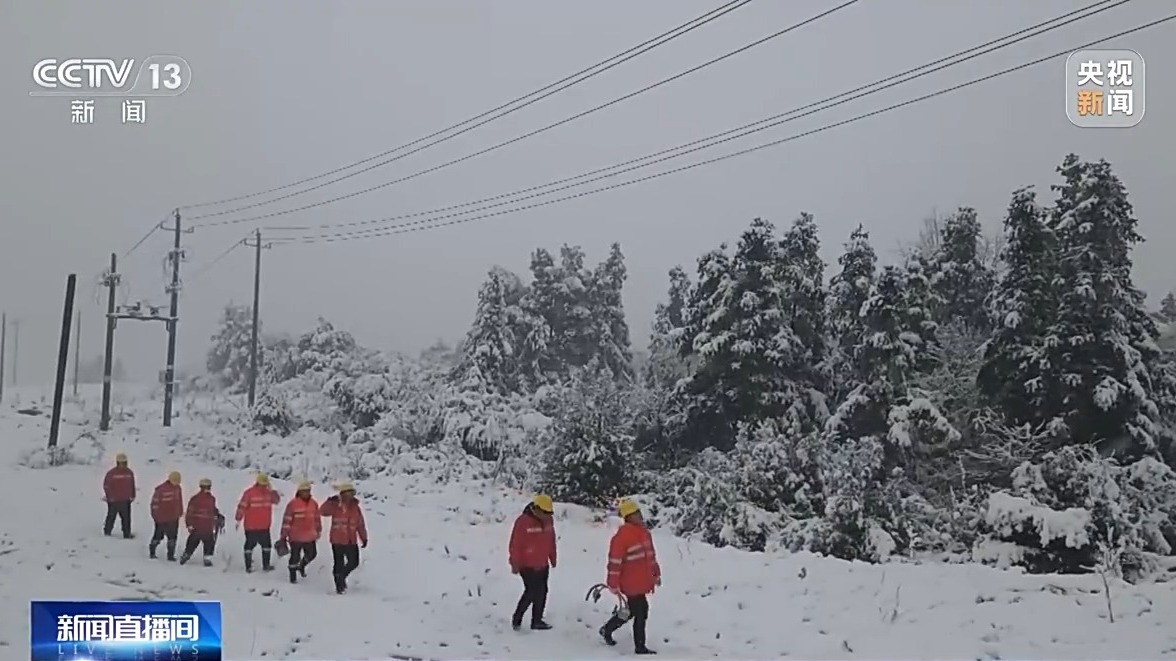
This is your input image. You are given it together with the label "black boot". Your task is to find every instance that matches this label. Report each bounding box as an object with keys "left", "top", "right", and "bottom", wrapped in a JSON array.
[
  {"left": 148, "top": 544, "right": 157, "bottom": 559},
  {"left": 166, "top": 542, "right": 177, "bottom": 562},
  {"left": 600, "top": 618, "right": 623, "bottom": 647},
  {"left": 179, "top": 553, "right": 191, "bottom": 565},
  {"left": 243, "top": 552, "right": 254, "bottom": 573},
  {"left": 289, "top": 568, "right": 298, "bottom": 584},
  {"left": 261, "top": 550, "right": 274, "bottom": 571},
  {"left": 334, "top": 574, "right": 347, "bottom": 594},
  {"left": 298, "top": 564, "right": 307, "bottom": 578},
  {"left": 635, "top": 648, "right": 657, "bottom": 655},
  {"left": 531, "top": 621, "right": 552, "bottom": 630},
  {"left": 202, "top": 556, "right": 213, "bottom": 567}
]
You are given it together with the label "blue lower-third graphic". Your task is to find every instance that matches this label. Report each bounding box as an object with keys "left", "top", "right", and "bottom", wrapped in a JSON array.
[{"left": 30, "top": 600, "right": 222, "bottom": 661}]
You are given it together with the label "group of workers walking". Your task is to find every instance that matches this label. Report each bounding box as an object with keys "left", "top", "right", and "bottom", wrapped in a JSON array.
[
  {"left": 509, "top": 494, "right": 662, "bottom": 654},
  {"left": 101, "top": 453, "right": 368, "bottom": 594},
  {"left": 104, "top": 456, "right": 662, "bottom": 652}
]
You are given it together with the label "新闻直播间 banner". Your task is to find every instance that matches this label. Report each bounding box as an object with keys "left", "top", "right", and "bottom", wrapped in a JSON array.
[{"left": 30, "top": 600, "right": 222, "bottom": 661}]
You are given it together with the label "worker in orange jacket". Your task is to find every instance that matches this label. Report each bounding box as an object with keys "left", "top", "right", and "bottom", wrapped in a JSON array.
[
  {"left": 235, "top": 473, "right": 280, "bottom": 572},
  {"left": 508, "top": 494, "right": 556, "bottom": 630},
  {"left": 599, "top": 499, "right": 660, "bottom": 655}
]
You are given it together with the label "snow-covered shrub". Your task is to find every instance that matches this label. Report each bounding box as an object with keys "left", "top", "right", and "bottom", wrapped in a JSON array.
[
  {"left": 803, "top": 436, "right": 909, "bottom": 562},
  {"left": 731, "top": 421, "right": 823, "bottom": 517},
  {"left": 19, "top": 432, "right": 104, "bottom": 468},
  {"left": 251, "top": 389, "right": 297, "bottom": 436},
  {"left": 978, "top": 445, "right": 1176, "bottom": 578},
  {"left": 206, "top": 303, "right": 254, "bottom": 392},
  {"left": 266, "top": 318, "right": 379, "bottom": 383},
  {"left": 537, "top": 368, "right": 635, "bottom": 508},
  {"left": 325, "top": 373, "right": 392, "bottom": 428}
]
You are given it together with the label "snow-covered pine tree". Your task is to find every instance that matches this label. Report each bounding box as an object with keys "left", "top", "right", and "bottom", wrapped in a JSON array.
[
  {"left": 1042, "top": 154, "right": 1167, "bottom": 457},
  {"left": 827, "top": 225, "right": 877, "bottom": 399},
  {"left": 821, "top": 261, "right": 956, "bottom": 558},
  {"left": 930, "top": 207, "right": 995, "bottom": 330},
  {"left": 778, "top": 213, "right": 830, "bottom": 399},
  {"left": 206, "top": 303, "right": 255, "bottom": 392},
  {"left": 674, "top": 217, "right": 826, "bottom": 452},
  {"left": 978, "top": 186, "right": 1058, "bottom": 427},
  {"left": 1160, "top": 292, "right": 1176, "bottom": 323},
  {"left": 537, "top": 364, "right": 635, "bottom": 507},
  {"left": 557, "top": 244, "right": 598, "bottom": 371},
  {"left": 589, "top": 242, "right": 634, "bottom": 381},
  {"left": 645, "top": 266, "right": 693, "bottom": 390},
  {"left": 455, "top": 266, "right": 519, "bottom": 393},
  {"left": 522, "top": 248, "right": 564, "bottom": 381}
]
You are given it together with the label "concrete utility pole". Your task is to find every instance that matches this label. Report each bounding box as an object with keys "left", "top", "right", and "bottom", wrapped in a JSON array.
[
  {"left": 245, "top": 229, "right": 271, "bottom": 408},
  {"left": 0, "top": 312, "right": 6, "bottom": 403},
  {"left": 72, "top": 309, "right": 81, "bottom": 397},
  {"left": 49, "top": 274, "right": 77, "bottom": 451},
  {"left": 161, "top": 209, "right": 189, "bottom": 427},
  {"left": 100, "top": 253, "right": 119, "bottom": 431},
  {"left": 10, "top": 318, "right": 18, "bottom": 387}
]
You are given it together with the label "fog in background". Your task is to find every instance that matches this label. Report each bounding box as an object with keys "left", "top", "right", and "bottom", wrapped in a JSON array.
[{"left": 1, "top": 0, "right": 1173, "bottom": 386}]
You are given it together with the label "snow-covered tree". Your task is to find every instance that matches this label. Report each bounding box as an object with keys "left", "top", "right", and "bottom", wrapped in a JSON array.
[
  {"left": 645, "top": 265, "right": 692, "bottom": 391},
  {"left": 1160, "top": 292, "right": 1176, "bottom": 323},
  {"left": 206, "top": 303, "right": 255, "bottom": 392},
  {"left": 266, "top": 317, "right": 362, "bottom": 382},
  {"left": 537, "top": 365, "right": 635, "bottom": 507},
  {"left": 978, "top": 187, "right": 1058, "bottom": 427},
  {"left": 1042, "top": 155, "right": 1166, "bottom": 457},
  {"left": 778, "top": 213, "right": 830, "bottom": 397},
  {"left": 589, "top": 242, "right": 634, "bottom": 381},
  {"left": 827, "top": 225, "right": 877, "bottom": 399},
  {"left": 456, "top": 266, "right": 520, "bottom": 393},
  {"left": 674, "top": 217, "right": 827, "bottom": 452},
  {"left": 930, "top": 207, "right": 995, "bottom": 329}
]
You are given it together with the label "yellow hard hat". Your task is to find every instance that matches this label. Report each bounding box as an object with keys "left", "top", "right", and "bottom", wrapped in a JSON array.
[
  {"left": 617, "top": 499, "right": 640, "bottom": 518},
  {"left": 337, "top": 481, "right": 355, "bottom": 493},
  {"left": 532, "top": 494, "right": 554, "bottom": 513},
  {"left": 255, "top": 473, "right": 269, "bottom": 486},
  {"left": 199, "top": 478, "right": 212, "bottom": 488},
  {"left": 115, "top": 453, "right": 128, "bottom": 463},
  {"left": 167, "top": 471, "right": 181, "bottom": 485},
  {"left": 296, "top": 480, "right": 312, "bottom": 492}
]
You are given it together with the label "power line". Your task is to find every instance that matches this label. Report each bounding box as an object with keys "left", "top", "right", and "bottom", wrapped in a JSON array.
[
  {"left": 265, "top": 0, "right": 1124, "bottom": 239},
  {"left": 180, "top": 0, "right": 754, "bottom": 214},
  {"left": 187, "top": 238, "right": 248, "bottom": 282},
  {"left": 276, "top": 11, "right": 1173, "bottom": 247},
  {"left": 189, "top": 0, "right": 860, "bottom": 226},
  {"left": 121, "top": 212, "right": 173, "bottom": 258}
]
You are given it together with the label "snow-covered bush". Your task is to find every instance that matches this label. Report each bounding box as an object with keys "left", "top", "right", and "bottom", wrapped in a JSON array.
[
  {"left": 978, "top": 446, "right": 1176, "bottom": 578},
  {"left": 325, "top": 373, "right": 392, "bottom": 428},
  {"left": 251, "top": 388, "right": 297, "bottom": 436},
  {"left": 537, "top": 368, "right": 635, "bottom": 507},
  {"left": 19, "top": 432, "right": 104, "bottom": 468},
  {"left": 206, "top": 303, "right": 254, "bottom": 392}
]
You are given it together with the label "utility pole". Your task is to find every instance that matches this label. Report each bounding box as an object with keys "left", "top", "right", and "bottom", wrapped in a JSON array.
[
  {"left": 10, "top": 318, "right": 18, "bottom": 387},
  {"left": 0, "top": 312, "right": 6, "bottom": 403},
  {"left": 245, "top": 229, "right": 271, "bottom": 408},
  {"left": 161, "top": 209, "right": 188, "bottom": 427},
  {"left": 49, "top": 274, "right": 77, "bottom": 451},
  {"left": 72, "top": 309, "right": 81, "bottom": 397},
  {"left": 100, "top": 253, "right": 119, "bottom": 431}
]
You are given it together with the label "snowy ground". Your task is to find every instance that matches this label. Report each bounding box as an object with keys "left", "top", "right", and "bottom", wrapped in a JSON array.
[{"left": 2, "top": 385, "right": 1176, "bottom": 659}]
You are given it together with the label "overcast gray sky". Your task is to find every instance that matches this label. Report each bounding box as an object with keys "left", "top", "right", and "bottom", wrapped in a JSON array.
[{"left": 2, "top": 0, "right": 1173, "bottom": 386}]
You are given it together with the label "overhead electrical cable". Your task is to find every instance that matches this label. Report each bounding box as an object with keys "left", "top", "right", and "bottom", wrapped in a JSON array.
[
  {"left": 274, "top": 12, "right": 1172, "bottom": 247},
  {"left": 189, "top": 0, "right": 860, "bottom": 226},
  {"left": 179, "top": 0, "right": 755, "bottom": 214},
  {"left": 268, "top": 0, "right": 1130, "bottom": 242}
]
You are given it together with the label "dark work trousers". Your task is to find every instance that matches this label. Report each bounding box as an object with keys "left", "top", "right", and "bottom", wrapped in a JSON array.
[
  {"left": 104, "top": 501, "right": 132, "bottom": 538},
  {"left": 148, "top": 521, "right": 179, "bottom": 560},
  {"left": 288, "top": 541, "right": 318, "bottom": 582},
  {"left": 512, "top": 567, "right": 550, "bottom": 626},
  {"left": 331, "top": 544, "right": 360, "bottom": 592},
  {"left": 602, "top": 594, "right": 650, "bottom": 651},
  {"left": 181, "top": 531, "right": 216, "bottom": 561},
  {"left": 243, "top": 529, "right": 273, "bottom": 571}
]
